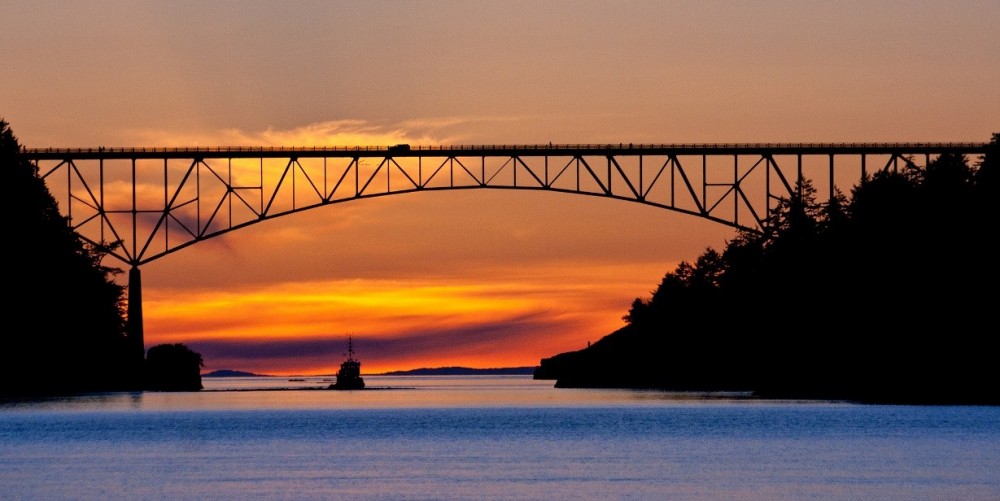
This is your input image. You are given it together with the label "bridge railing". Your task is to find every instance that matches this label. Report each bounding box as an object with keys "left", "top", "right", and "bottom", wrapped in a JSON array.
[{"left": 23, "top": 142, "right": 989, "bottom": 156}]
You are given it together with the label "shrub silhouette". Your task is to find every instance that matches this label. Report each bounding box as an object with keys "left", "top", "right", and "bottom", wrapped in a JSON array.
[{"left": 145, "top": 343, "right": 204, "bottom": 391}]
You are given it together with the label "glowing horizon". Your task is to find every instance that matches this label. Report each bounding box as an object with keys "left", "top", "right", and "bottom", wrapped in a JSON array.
[
  {"left": 5, "top": 1, "right": 996, "bottom": 375},
  {"left": 141, "top": 258, "right": 685, "bottom": 375}
]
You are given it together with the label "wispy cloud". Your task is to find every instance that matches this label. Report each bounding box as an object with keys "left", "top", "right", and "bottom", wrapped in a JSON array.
[
  {"left": 143, "top": 271, "right": 640, "bottom": 374},
  {"left": 187, "top": 312, "right": 585, "bottom": 376},
  {"left": 120, "top": 116, "right": 535, "bottom": 148}
]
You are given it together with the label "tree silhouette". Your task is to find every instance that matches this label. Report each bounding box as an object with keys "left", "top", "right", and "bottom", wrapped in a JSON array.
[
  {"left": 145, "top": 343, "right": 204, "bottom": 391},
  {"left": 1, "top": 118, "right": 137, "bottom": 396},
  {"left": 538, "top": 134, "right": 1000, "bottom": 405}
]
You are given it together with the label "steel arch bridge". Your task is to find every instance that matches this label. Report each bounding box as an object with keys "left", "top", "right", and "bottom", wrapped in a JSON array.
[{"left": 23, "top": 142, "right": 991, "bottom": 360}]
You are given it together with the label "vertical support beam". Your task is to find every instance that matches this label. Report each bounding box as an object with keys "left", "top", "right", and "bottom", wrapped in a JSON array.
[
  {"left": 544, "top": 154, "right": 549, "bottom": 186},
  {"left": 228, "top": 158, "right": 234, "bottom": 227},
  {"left": 131, "top": 158, "right": 137, "bottom": 259},
  {"left": 700, "top": 154, "right": 706, "bottom": 213},
  {"left": 576, "top": 157, "right": 581, "bottom": 192},
  {"left": 638, "top": 155, "right": 643, "bottom": 198},
  {"left": 163, "top": 158, "right": 169, "bottom": 247},
  {"left": 195, "top": 158, "right": 202, "bottom": 234},
  {"left": 733, "top": 154, "right": 738, "bottom": 226},
  {"left": 65, "top": 158, "right": 73, "bottom": 224},
  {"left": 99, "top": 156, "right": 105, "bottom": 243},
  {"left": 765, "top": 154, "right": 772, "bottom": 216},
  {"left": 292, "top": 158, "right": 300, "bottom": 209},
  {"left": 796, "top": 154, "right": 803, "bottom": 199},
  {"left": 829, "top": 154, "right": 835, "bottom": 202},
  {"left": 126, "top": 265, "right": 145, "bottom": 388},
  {"left": 607, "top": 155, "right": 612, "bottom": 193},
  {"left": 514, "top": 155, "right": 518, "bottom": 187}
]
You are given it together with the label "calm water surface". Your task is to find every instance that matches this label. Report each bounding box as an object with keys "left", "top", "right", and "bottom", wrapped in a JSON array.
[{"left": 2, "top": 375, "right": 999, "bottom": 500}]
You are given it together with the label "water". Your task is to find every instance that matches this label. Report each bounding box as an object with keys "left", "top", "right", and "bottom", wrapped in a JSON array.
[{"left": 2, "top": 376, "right": 999, "bottom": 500}]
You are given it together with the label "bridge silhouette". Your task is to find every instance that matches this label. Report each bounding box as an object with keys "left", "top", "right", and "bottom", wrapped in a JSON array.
[{"left": 24, "top": 142, "right": 991, "bottom": 362}]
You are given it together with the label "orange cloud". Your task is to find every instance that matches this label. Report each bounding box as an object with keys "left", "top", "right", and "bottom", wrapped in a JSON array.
[
  {"left": 121, "top": 119, "right": 461, "bottom": 149},
  {"left": 142, "top": 262, "right": 663, "bottom": 375}
]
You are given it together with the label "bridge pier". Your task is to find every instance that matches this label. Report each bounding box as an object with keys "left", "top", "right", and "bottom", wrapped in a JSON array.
[{"left": 126, "top": 266, "right": 145, "bottom": 388}]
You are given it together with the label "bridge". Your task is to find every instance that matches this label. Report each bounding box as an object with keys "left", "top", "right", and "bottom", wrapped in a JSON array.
[{"left": 23, "top": 142, "right": 991, "bottom": 362}]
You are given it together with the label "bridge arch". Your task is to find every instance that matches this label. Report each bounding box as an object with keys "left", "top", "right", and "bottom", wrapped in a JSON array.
[
  {"left": 27, "top": 143, "right": 988, "bottom": 268},
  {"left": 25, "top": 142, "right": 991, "bottom": 362}
]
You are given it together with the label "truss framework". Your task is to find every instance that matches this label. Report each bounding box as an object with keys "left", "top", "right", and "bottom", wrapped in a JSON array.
[{"left": 26, "top": 142, "right": 989, "bottom": 269}]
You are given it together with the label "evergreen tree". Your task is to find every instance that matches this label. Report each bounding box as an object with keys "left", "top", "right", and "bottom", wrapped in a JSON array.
[
  {"left": 538, "top": 134, "right": 999, "bottom": 404},
  {"left": 0, "top": 118, "right": 136, "bottom": 396}
]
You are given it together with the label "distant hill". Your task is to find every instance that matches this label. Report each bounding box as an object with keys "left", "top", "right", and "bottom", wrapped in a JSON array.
[
  {"left": 379, "top": 366, "right": 538, "bottom": 376},
  {"left": 202, "top": 369, "right": 271, "bottom": 378}
]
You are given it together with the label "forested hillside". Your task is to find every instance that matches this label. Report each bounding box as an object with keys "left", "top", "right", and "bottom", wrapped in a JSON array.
[
  {"left": 536, "top": 134, "right": 999, "bottom": 405},
  {"left": 1, "top": 119, "right": 137, "bottom": 396}
]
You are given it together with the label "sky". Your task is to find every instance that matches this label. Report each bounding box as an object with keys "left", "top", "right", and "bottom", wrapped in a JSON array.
[{"left": 3, "top": 1, "right": 997, "bottom": 375}]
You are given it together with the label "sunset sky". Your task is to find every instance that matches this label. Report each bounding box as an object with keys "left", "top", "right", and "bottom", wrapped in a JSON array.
[{"left": 3, "top": 1, "right": 997, "bottom": 375}]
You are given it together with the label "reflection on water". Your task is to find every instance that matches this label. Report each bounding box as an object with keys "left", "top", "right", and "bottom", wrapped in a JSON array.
[
  {"left": 2, "top": 375, "right": 759, "bottom": 412},
  {"left": 3, "top": 376, "right": 999, "bottom": 500}
]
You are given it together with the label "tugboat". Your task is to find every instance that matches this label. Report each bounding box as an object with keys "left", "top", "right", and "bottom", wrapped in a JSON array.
[{"left": 329, "top": 336, "right": 365, "bottom": 390}]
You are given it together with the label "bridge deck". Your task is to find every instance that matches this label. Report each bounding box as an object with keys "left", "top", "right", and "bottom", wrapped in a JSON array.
[{"left": 24, "top": 142, "right": 990, "bottom": 160}]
